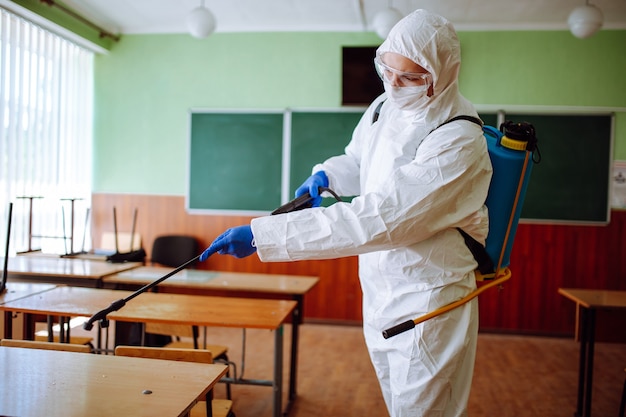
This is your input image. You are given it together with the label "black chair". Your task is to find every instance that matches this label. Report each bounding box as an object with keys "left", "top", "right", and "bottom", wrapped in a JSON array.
[{"left": 150, "top": 234, "right": 200, "bottom": 268}]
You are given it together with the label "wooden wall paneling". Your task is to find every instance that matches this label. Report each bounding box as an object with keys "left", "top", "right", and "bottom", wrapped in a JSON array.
[
  {"left": 604, "top": 215, "right": 626, "bottom": 281},
  {"left": 479, "top": 211, "right": 626, "bottom": 335},
  {"left": 91, "top": 193, "right": 626, "bottom": 335}
]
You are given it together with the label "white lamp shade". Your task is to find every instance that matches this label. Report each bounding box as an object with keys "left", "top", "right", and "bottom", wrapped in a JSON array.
[
  {"left": 568, "top": 4, "right": 603, "bottom": 39},
  {"left": 372, "top": 7, "right": 404, "bottom": 39},
  {"left": 186, "top": 6, "right": 216, "bottom": 39}
]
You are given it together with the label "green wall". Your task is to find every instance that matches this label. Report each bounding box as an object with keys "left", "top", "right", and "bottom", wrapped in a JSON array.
[{"left": 93, "top": 30, "right": 626, "bottom": 195}]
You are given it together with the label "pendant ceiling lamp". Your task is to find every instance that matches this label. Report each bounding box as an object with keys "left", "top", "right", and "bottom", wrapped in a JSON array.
[
  {"left": 186, "top": 0, "right": 216, "bottom": 39},
  {"left": 568, "top": 0, "right": 603, "bottom": 39},
  {"left": 372, "top": 1, "right": 403, "bottom": 39}
]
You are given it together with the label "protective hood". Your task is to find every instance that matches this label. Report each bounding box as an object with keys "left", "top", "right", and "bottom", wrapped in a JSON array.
[
  {"left": 376, "top": 9, "right": 474, "bottom": 123},
  {"left": 377, "top": 9, "right": 460, "bottom": 98}
]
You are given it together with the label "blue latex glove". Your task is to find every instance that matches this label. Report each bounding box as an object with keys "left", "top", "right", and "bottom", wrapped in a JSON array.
[
  {"left": 294, "top": 171, "right": 328, "bottom": 208},
  {"left": 199, "top": 225, "right": 256, "bottom": 261}
]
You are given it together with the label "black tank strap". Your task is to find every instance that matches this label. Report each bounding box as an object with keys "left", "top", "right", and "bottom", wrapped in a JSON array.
[
  {"left": 439, "top": 115, "right": 493, "bottom": 275},
  {"left": 437, "top": 115, "right": 483, "bottom": 128},
  {"left": 456, "top": 227, "right": 495, "bottom": 275},
  {"left": 372, "top": 100, "right": 385, "bottom": 124}
]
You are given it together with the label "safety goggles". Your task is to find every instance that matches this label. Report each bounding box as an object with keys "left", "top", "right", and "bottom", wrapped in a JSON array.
[{"left": 374, "top": 57, "right": 432, "bottom": 87}]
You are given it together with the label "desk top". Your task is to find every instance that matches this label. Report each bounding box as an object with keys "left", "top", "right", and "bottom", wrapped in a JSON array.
[
  {"left": 0, "top": 346, "right": 227, "bottom": 417},
  {"left": 558, "top": 288, "right": 626, "bottom": 309},
  {"left": 0, "top": 282, "right": 57, "bottom": 305},
  {"left": 0, "top": 286, "right": 297, "bottom": 330},
  {"left": 104, "top": 266, "right": 319, "bottom": 295},
  {"left": 4, "top": 256, "right": 141, "bottom": 280},
  {"left": 17, "top": 250, "right": 107, "bottom": 260}
]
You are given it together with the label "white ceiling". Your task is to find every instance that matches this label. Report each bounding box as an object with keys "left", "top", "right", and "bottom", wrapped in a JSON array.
[{"left": 56, "top": 0, "right": 626, "bottom": 36}]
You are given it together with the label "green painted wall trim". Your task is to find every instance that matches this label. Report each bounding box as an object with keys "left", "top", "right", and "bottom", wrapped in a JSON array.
[
  {"left": 93, "top": 30, "right": 626, "bottom": 195},
  {"left": 9, "top": 0, "right": 114, "bottom": 50}
]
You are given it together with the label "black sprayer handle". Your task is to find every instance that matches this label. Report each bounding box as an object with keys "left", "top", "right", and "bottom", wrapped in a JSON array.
[
  {"left": 83, "top": 298, "right": 126, "bottom": 331},
  {"left": 382, "top": 319, "right": 416, "bottom": 339}
]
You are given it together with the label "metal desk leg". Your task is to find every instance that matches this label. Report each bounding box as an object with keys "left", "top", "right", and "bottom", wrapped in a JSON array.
[
  {"left": 62, "top": 316, "right": 70, "bottom": 343},
  {"left": 274, "top": 324, "right": 284, "bottom": 417},
  {"left": 23, "top": 312, "right": 35, "bottom": 340},
  {"left": 575, "top": 306, "right": 596, "bottom": 417},
  {"left": 3, "top": 310, "right": 13, "bottom": 339},
  {"left": 47, "top": 316, "right": 54, "bottom": 342},
  {"left": 575, "top": 306, "right": 588, "bottom": 417},
  {"left": 289, "top": 295, "right": 303, "bottom": 402},
  {"left": 584, "top": 308, "right": 596, "bottom": 417}
]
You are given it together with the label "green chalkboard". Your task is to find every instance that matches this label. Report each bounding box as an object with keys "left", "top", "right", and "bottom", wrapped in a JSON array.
[
  {"left": 188, "top": 109, "right": 613, "bottom": 223},
  {"left": 479, "top": 112, "right": 498, "bottom": 128},
  {"left": 188, "top": 111, "right": 283, "bottom": 212},
  {"left": 507, "top": 113, "right": 612, "bottom": 223},
  {"left": 289, "top": 110, "right": 365, "bottom": 199}
]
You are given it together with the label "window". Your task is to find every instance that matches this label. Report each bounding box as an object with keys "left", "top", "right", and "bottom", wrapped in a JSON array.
[{"left": 0, "top": 7, "right": 93, "bottom": 255}]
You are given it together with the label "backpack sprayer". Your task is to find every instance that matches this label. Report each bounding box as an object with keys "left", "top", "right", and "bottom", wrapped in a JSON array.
[
  {"left": 84, "top": 121, "right": 538, "bottom": 335},
  {"left": 382, "top": 120, "right": 539, "bottom": 338}
]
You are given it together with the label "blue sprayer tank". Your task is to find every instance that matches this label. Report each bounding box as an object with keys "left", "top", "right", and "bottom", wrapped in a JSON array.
[{"left": 481, "top": 121, "right": 538, "bottom": 279}]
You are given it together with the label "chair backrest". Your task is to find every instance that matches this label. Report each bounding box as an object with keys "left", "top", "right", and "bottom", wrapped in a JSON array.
[
  {"left": 115, "top": 345, "right": 213, "bottom": 364},
  {"left": 115, "top": 345, "right": 233, "bottom": 417},
  {"left": 151, "top": 235, "right": 199, "bottom": 267},
  {"left": 1, "top": 339, "right": 91, "bottom": 353}
]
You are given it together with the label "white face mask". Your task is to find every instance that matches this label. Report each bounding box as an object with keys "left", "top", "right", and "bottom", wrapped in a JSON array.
[{"left": 383, "top": 82, "right": 431, "bottom": 111}]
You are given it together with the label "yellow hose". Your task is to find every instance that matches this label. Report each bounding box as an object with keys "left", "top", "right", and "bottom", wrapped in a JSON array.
[{"left": 411, "top": 267, "right": 512, "bottom": 326}]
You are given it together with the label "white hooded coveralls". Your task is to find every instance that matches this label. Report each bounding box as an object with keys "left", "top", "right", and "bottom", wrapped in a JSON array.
[{"left": 251, "top": 9, "right": 492, "bottom": 417}]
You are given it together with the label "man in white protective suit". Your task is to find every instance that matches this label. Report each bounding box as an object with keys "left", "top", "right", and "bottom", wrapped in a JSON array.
[{"left": 199, "top": 9, "right": 493, "bottom": 417}]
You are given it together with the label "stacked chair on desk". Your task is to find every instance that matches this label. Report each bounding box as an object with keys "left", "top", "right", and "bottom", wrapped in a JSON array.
[
  {"left": 115, "top": 346, "right": 234, "bottom": 417},
  {"left": 148, "top": 235, "right": 234, "bottom": 399}
]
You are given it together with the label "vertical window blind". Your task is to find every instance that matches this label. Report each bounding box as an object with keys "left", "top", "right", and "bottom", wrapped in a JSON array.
[{"left": 0, "top": 7, "right": 93, "bottom": 255}]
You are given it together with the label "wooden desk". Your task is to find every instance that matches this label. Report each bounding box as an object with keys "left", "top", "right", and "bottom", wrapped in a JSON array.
[
  {"left": 104, "top": 266, "right": 318, "bottom": 296},
  {"left": 0, "top": 346, "right": 227, "bottom": 417},
  {"left": 558, "top": 288, "right": 626, "bottom": 417},
  {"left": 103, "top": 266, "right": 319, "bottom": 408},
  {"left": 3, "top": 256, "right": 141, "bottom": 287},
  {"left": 1, "top": 282, "right": 57, "bottom": 339},
  {"left": 0, "top": 286, "right": 297, "bottom": 417},
  {"left": 1, "top": 282, "right": 57, "bottom": 304},
  {"left": 3, "top": 256, "right": 141, "bottom": 343}
]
